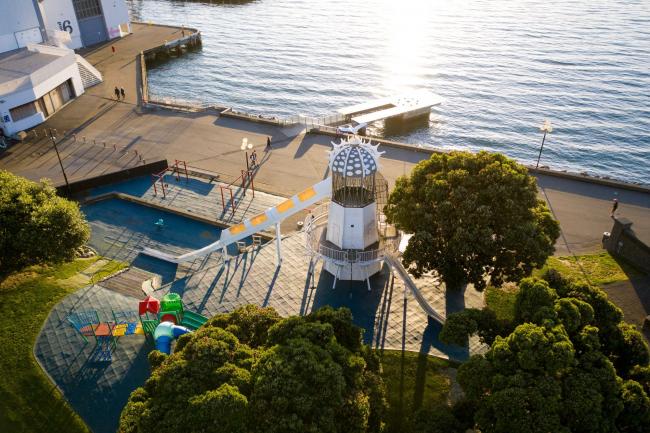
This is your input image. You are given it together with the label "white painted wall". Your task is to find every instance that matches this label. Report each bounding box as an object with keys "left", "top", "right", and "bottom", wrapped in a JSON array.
[
  {"left": 326, "top": 201, "right": 378, "bottom": 250},
  {"left": 101, "top": 0, "right": 130, "bottom": 39},
  {"left": 40, "top": 0, "right": 83, "bottom": 49},
  {"left": 0, "top": 45, "right": 83, "bottom": 136},
  {"left": 0, "top": 0, "right": 42, "bottom": 53}
]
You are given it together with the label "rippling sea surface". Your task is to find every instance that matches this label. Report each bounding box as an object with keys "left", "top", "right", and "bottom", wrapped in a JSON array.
[{"left": 127, "top": 0, "right": 650, "bottom": 184}]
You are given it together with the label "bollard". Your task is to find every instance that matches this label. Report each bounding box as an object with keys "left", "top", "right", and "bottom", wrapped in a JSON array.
[
  {"left": 93, "top": 139, "right": 96, "bottom": 145},
  {"left": 139, "top": 154, "right": 143, "bottom": 162},
  {"left": 113, "top": 143, "right": 117, "bottom": 150},
  {"left": 73, "top": 133, "right": 76, "bottom": 142},
  {"left": 134, "top": 149, "right": 138, "bottom": 156},
  {"left": 103, "top": 142, "right": 106, "bottom": 148},
  {"left": 83, "top": 136, "right": 86, "bottom": 143}
]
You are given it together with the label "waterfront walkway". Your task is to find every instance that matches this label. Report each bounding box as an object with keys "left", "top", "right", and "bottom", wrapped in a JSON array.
[{"left": 0, "top": 22, "right": 648, "bottom": 258}]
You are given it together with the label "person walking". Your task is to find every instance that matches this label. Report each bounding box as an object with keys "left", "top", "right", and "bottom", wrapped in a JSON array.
[
  {"left": 114, "top": 86, "right": 120, "bottom": 100},
  {"left": 266, "top": 136, "right": 271, "bottom": 150},
  {"left": 251, "top": 150, "right": 258, "bottom": 168},
  {"left": 611, "top": 198, "right": 619, "bottom": 217},
  {"left": 120, "top": 87, "right": 126, "bottom": 101}
]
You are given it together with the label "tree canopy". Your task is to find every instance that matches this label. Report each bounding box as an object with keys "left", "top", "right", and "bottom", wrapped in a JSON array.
[
  {"left": 384, "top": 151, "right": 560, "bottom": 290},
  {"left": 0, "top": 171, "right": 90, "bottom": 276},
  {"left": 119, "top": 305, "right": 386, "bottom": 433},
  {"left": 441, "top": 273, "right": 650, "bottom": 433}
]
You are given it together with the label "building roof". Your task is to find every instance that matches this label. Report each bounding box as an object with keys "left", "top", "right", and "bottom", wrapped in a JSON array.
[{"left": 0, "top": 46, "right": 68, "bottom": 95}]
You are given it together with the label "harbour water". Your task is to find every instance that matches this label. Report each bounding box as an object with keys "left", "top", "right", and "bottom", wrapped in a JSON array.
[{"left": 127, "top": 0, "right": 650, "bottom": 184}]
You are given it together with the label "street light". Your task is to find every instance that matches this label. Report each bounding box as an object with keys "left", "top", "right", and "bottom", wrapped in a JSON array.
[
  {"left": 535, "top": 119, "right": 553, "bottom": 169},
  {"left": 48, "top": 128, "right": 70, "bottom": 193},
  {"left": 240, "top": 137, "right": 253, "bottom": 171}
]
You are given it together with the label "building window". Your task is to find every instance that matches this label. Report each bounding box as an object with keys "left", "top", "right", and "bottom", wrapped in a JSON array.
[
  {"left": 72, "top": 0, "right": 103, "bottom": 20},
  {"left": 9, "top": 102, "right": 38, "bottom": 122},
  {"left": 9, "top": 80, "right": 75, "bottom": 122}
]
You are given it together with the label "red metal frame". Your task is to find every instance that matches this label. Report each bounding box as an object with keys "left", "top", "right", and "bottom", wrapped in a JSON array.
[
  {"left": 240, "top": 169, "right": 255, "bottom": 198},
  {"left": 151, "top": 168, "right": 168, "bottom": 198},
  {"left": 219, "top": 184, "right": 235, "bottom": 217},
  {"left": 173, "top": 159, "right": 188, "bottom": 181}
]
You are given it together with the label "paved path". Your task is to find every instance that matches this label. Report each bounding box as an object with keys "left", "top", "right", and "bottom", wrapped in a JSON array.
[{"left": 1, "top": 23, "right": 648, "bottom": 258}]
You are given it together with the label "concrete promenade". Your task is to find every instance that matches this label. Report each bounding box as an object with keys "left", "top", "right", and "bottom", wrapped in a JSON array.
[{"left": 0, "top": 23, "right": 648, "bottom": 259}]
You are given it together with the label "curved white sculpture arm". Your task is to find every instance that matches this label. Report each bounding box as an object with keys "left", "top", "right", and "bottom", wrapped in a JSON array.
[{"left": 142, "top": 178, "right": 332, "bottom": 263}]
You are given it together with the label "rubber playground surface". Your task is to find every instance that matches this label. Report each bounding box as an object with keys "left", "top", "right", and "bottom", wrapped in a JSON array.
[{"left": 35, "top": 175, "right": 485, "bottom": 432}]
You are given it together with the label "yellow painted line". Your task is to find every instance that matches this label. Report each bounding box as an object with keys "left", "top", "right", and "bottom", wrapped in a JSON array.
[
  {"left": 251, "top": 213, "right": 268, "bottom": 226},
  {"left": 297, "top": 187, "right": 316, "bottom": 202},
  {"left": 229, "top": 224, "right": 246, "bottom": 235},
  {"left": 276, "top": 199, "right": 295, "bottom": 213}
]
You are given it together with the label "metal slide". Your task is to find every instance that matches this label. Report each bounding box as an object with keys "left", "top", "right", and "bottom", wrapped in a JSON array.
[
  {"left": 142, "top": 178, "right": 333, "bottom": 263},
  {"left": 384, "top": 253, "right": 446, "bottom": 324}
]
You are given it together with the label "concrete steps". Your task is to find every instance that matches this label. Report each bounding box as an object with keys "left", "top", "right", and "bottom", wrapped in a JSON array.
[{"left": 76, "top": 54, "right": 103, "bottom": 89}]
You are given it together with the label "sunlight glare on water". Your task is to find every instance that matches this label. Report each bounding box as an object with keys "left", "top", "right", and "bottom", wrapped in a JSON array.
[{"left": 127, "top": 0, "right": 650, "bottom": 184}]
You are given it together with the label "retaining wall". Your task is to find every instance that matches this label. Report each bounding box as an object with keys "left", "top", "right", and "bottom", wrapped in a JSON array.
[
  {"left": 604, "top": 217, "right": 650, "bottom": 274},
  {"left": 57, "top": 159, "right": 168, "bottom": 196}
]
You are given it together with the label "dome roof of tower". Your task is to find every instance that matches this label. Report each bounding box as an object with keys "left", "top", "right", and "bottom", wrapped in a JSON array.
[{"left": 329, "top": 136, "right": 383, "bottom": 178}]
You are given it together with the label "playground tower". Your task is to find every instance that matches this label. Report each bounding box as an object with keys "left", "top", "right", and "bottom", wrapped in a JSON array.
[{"left": 305, "top": 136, "right": 393, "bottom": 289}]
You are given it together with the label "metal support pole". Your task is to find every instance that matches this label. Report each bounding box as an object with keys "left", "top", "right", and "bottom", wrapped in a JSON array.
[
  {"left": 275, "top": 222, "right": 282, "bottom": 267},
  {"left": 49, "top": 129, "right": 70, "bottom": 193},
  {"left": 535, "top": 130, "right": 548, "bottom": 169}
]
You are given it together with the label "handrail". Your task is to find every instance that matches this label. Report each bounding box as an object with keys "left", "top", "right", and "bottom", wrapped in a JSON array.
[{"left": 303, "top": 203, "right": 396, "bottom": 265}]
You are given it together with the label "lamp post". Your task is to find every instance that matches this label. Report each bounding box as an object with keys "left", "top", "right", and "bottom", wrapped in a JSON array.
[
  {"left": 535, "top": 119, "right": 553, "bottom": 169},
  {"left": 240, "top": 137, "right": 252, "bottom": 171},
  {"left": 48, "top": 128, "right": 70, "bottom": 193}
]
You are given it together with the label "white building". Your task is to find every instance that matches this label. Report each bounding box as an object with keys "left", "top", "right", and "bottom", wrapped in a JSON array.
[
  {"left": 0, "top": 0, "right": 129, "bottom": 136},
  {"left": 1, "top": 0, "right": 130, "bottom": 52}
]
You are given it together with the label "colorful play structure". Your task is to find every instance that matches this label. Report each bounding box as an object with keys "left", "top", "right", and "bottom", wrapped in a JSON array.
[
  {"left": 138, "top": 293, "right": 209, "bottom": 354},
  {"left": 66, "top": 294, "right": 209, "bottom": 359},
  {"left": 66, "top": 309, "right": 144, "bottom": 361}
]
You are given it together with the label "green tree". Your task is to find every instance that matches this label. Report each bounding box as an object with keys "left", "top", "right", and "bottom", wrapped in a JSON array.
[
  {"left": 384, "top": 151, "right": 559, "bottom": 290},
  {"left": 445, "top": 276, "right": 650, "bottom": 433},
  {"left": 617, "top": 380, "right": 650, "bottom": 433},
  {"left": 0, "top": 171, "right": 89, "bottom": 275},
  {"left": 119, "top": 306, "right": 385, "bottom": 433}
]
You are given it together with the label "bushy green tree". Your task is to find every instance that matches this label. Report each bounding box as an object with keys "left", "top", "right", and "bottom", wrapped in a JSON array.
[
  {"left": 119, "top": 306, "right": 386, "bottom": 433},
  {"left": 384, "top": 151, "right": 560, "bottom": 290},
  {"left": 444, "top": 275, "right": 650, "bottom": 433},
  {"left": 0, "top": 171, "right": 89, "bottom": 275}
]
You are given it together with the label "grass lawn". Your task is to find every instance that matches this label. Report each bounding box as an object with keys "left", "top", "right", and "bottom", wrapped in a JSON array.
[
  {"left": 379, "top": 349, "right": 456, "bottom": 433},
  {"left": 0, "top": 257, "right": 127, "bottom": 433},
  {"left": 485, "top": 251, "right": 640, "bottom": 322},
  {"left": 533, "top": 251, "right": 641, "bottom": 286}
]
